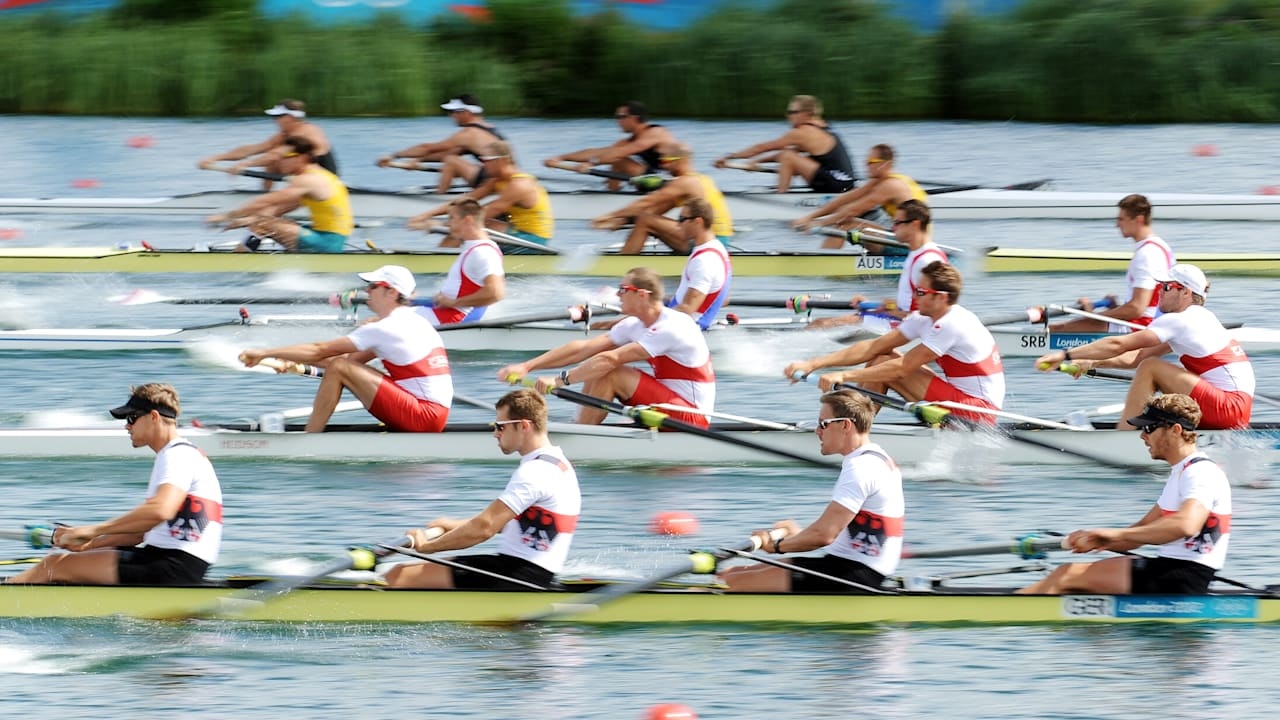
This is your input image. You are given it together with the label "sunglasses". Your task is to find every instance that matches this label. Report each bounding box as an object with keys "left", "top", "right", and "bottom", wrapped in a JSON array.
[
  {"left": 366, "top": 281, "right": 392, "bottom": 292},
  {"left": 817, "top": 417, "right": 849, "bottom": 430},
  {"left": 489, "top": 419, "right": 523, "bottom": 431},
  {"left": 125, "top": 410, "right": 148, "bottom": 427},
  {"left": 678, "top": 216, "right": 697, "bottom": 224},
  {"left": 1138, "top": 422, "right": 1174, "bottom": 436},
  {"left": 914, "top": 287, "right": 948, "bottom": 297},
  {"left": 785, "top": 109, "right": 803, "bottom": 115},
  {"left": 866, "top": 157, "right": 889, "bottom": 164},
  {"left": 1160, "top": 281, "right": 1185, "bottom": 292},
  {"left": 617, "top": 283, "right": 651, "bottom": 296},
  {"left": 614, "top": 113, "right": 632, "bottom": 119},
  {"left": 892, "top": 219, "right": 913, "bottom": 227}
]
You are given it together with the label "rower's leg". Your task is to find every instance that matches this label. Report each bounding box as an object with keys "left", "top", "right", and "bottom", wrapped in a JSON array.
[
  {"left": 4, "top": 549, "right": 120, "bottom": 585},
  {"left": 1117, "top": 358, "right": 1192, "bottom": 430},
  {"left": 719, "top": 562, "right": 792, "bottom": 592},
  {"left": 304, "top": 358, "right": 385, "bottom": 432},
  {"left": 383, "top": 560, "right": 456, "bottom": 589},
  {"left": 440, "top": 155, "right": 480, "bottom": 194},
  {"left": 577, "top": 367, "right": 642, "bottom": 425},
  {"left": 607, "top": 158, "right": 648, "bottom": 191},
  {"left": 775, "top": 150, "right": 818, "bottom": 193},
  {"left": 1016, "top": 556, "right": 1132, "bottom": 595},
  {"left": 620, "top": 214, "right": 684, "bottom": 254}
]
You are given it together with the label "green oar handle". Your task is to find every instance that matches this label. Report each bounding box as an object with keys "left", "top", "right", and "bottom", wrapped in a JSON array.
[{"left": 0, "top": 525, "right": 55, "bottom": 549}]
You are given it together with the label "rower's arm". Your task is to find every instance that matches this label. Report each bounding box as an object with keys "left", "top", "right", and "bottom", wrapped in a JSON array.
[
  {"left": 435, "top": 273, "right": 504, "bottom": 309},
  {"left": 1099, "top": 286, "right": 1155, "bottom": 322},
  {"left": 503, "top": 334, "right": 619, "bottom": 376},
  {"left": 1080, "top": 500, "right": 1209, "bottom": 553},
  {"left": 59, "top": 483, "right": 188, "bottom": 551},
  {"left": 774, "top": 501, "right": 857, "bottom": 553},
  {"left": 199, "top": 136, "right": 278, "bottom": 167},
  {"left": 568, "top": 341, "right": 650, "bottom": 384},
  {"left": 784, "top": 330, "right": 907, "bottom": 380},
  {"left": 410, "top": 500, "right": 515, "bottom": 553},
  {"left": 719, "top": 133, "right": 795, "bottom": 163},
  {"left": 793, "top": 183, "right": 873, "bottom": 224},
  {"left": 242, "top": 337, "right": 358, "bottom": 367},
  {"left": 671, "top": 288, "right": 707, "bottom": 318},
  {"left": 596, "top": 131, "right": 661, "bottom": 164},
  {"left": 222, "top": 183, "right": 308, "bottom": 220},
  {"left": 827, "top": 343, "right": 937, "bottom": 388}
]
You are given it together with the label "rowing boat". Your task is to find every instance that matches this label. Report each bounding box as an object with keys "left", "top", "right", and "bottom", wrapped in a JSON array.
[
  {"left": 0, "top": 246, "right": 902, "bottom": 277},
  {"left": 5, "top": 187, "right": 1280, "bottom": 221},
  {"left": 986, "top": 247, "right": 1280, "bottom": 276},
  {"left": 0, "top": 582, "right": 1273, "bottom": 624},
  {"left": 9, "top": 316, "right": 1280, "bottom": 356},
  {"left": 1, "top": 420, "right": 1274, "bottom": 469}
]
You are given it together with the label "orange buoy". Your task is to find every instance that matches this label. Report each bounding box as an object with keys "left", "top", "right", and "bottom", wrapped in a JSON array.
[
  {"left": 0, "top": 227, "right": 22, "bottom": 241},
  {"left": 71, "top": 179, "right": 100, "bottom": 189},
  {"left": 126, "top": 135, "right": 154, "bottom": 149},
  {"left": 1258, "top": 186, "right": 1280, "bottom": 196},
  {"left": 644, "top": 704, "right": 698, "bottom": 720},
  {"left": 1190, "top": 144, "right": 1219, "bottom": 157},
  {"left": 648, "top": 511, "right": 699, "bottom": 536}
]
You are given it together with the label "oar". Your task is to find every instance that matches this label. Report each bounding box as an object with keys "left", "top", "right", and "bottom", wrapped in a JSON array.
[
  {"left": 979, "top": 298, "right": 1115, "bottom": 328},
  {"left": 718, "top": 162, "right": 1050, "bottom": 192},
  {"left": 545, "top": 160, "right": 665, "bottom": 191},
  {"left": 377, "top": 545, "right": 549, "bottom": 590},
  {"left": 836, "top": 384, "right": 1151, "bottom": 471},
  {"left": 250, "top": 356, "right": 325, "bottom": 378},
  {"left": 1057, "top": 363, "right": 1280, "bottom": 410},
  {"left": 517, "top": 528, "right": 788, "bottom": 622},
  {"left": 160, "top": 528, "right": 444, "bottom": 621},
  {"left": 512, "top": 379, "right": 837, "bottom": 468},
  {"left": 0, "top": 526, "right": 55, "bottom": 549},
  {"left": 809, "top": 226, "right": 964, "bottom": 255},
  {"left": 436, "top": 305, "right": 610, "bottom": 332},
  {"left": 203, "top": 165, "right": 287, "bottom": 183},
  {"left": 646, "top": 403, "right": 797, "bottom": 430},
  {"left": 484, "top": 228, "right": 559, "bottom": 255},
  {"left": 902, "top": 533, "right": 1067, "bottom": 560},
  {"left": 113, "top": 290, "right": 333, "bottom": 306},
  {"left": 383, "top": 159, "right": 441, "bottom": 173},
  {"left": 728, "top": 295, "right": 881, "bottom": 313}
]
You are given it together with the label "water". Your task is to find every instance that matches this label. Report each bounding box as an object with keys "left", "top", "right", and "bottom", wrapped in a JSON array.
[{"left": 2, "top": 116, "right": 1280, "bottom": 718}]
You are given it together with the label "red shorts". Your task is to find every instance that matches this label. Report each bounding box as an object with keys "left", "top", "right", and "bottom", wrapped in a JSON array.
[
  {"left": 368, "top": 379, "right": 449, "bottom": 432},
  {"left": 625, "top": 373, "right": 709, "bottom": 428},
  {"left": 1189, "top": 379, "right": 1252, "bottom": 430},
  {"left": 925, "top": 376, "right": 998, "bottom": 425}
]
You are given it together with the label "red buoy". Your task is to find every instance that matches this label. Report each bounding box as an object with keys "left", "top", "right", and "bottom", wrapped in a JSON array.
[
  {"left": 648, "top": 511, "right": 699, "bottom": 536},
  {"left": 644, "top": 704, "right": 698, "bottom": 720}
]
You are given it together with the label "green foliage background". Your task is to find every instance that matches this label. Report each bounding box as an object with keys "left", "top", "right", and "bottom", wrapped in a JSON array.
[{"left": 2, "top": 0, "right": 1280, "bottom": 121}]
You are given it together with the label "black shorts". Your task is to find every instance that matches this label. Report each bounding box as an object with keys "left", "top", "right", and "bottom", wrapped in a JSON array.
[
  {"left": 810, "top": 168, "right": 856, "bottom": 194},
  {"left": 117, "top": 546, "right": 210, "bottom": 586},
  {"left": 450, "top": 554, "right": 554, "bottom": 590},
  {"left": 788, "top": 554, "right": 885, "bottom": 594},
  {"left": 471, "top": 165, "right": 490, "bottom": 188},
  {"left": 1130, "top": 555, "right": 1216, "bottom": 594}
]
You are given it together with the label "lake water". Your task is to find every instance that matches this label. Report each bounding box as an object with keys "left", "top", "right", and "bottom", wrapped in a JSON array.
[{"left": 1, "top": 116, "right": 1279, "bottom": 719}]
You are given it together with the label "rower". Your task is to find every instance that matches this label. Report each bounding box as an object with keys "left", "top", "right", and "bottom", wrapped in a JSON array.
[
  {"left": 205, "top": 135, "right": 352, "bottom": 253},
  {"left": 719, "top": 389, "right": 903, "bottom": 593},
  {"left": 378, "top": 93, "right": 505, "bottom": 194},
  {"left": 498, "top": 267, "right": 715, "bottom": 427},
  {"left": 791, "top": 143, "right": 928, "bottom": 250},
  {"left": 785, "top": 262, "right": 1005, "bottom": 424},
  {"left": 407, "top": 140, "right": 554, "bottom": 254},
  {"left": 240, "top": 265, "right": 453, "bottom": 433},
  {"left": 1035, "top": 263, "right": 1254, "bottom": 430},
  {"left": 197, "top": 98, "right": 338, "bottom": 189},
  {"left": 591, "top": 142, "right": 733, "bottom": 254},
  {"left": 544, "top": 100, "right": 676, "bottom": 191},
  {"left": 1052, "top": 193, "right": 1175, "bottom": 332},
  {"left": 808, "top": 199, "right": 948, "bottom": 330},
  {"left": 1018, "top": 393, "right": 1230, "bottom": 596},
  {"left": 412, "top": 198, "right": 506, "bottom": 326},
  {"left": 384, "top": 388, "right": 580, "bottom": 590},
  {"left": 715, "top": 94, "right": 857, "bottom": 194},
  {"left": 6, "top": 383, "right": 223, "bottom": 586}
]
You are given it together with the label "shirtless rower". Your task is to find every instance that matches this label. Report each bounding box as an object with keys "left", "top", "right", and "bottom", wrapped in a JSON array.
[
  {"left": 544, "top": 101, "right": 675, "bottom": 191},
  {"left": 591, "top": 142, "right": 733, "bottom": 254},
  {"left": 715, "top": 94, "right": 857, "bottom": 194},
  {"left": 197, "top": 98, "right": 337, "bottom": 190},
  {"left": 1035, "top": 264, "right": 1253, "bottom": 430},
  {"left": 792, "top": 144, "right": 928, "bottom": 250},
  {"left": 1053, "top": 194, "right": 1175, "bottom": 332},
  {"left": 498, "top": 267, "right": 715, "bottom": 428},
  {"left": 205, "top": 136, "right": 352, "bottom": 253},
  {"left": 378, "top": 94, "right": 505, "bottom": 194},
  {"left": 785, "top": 262, "right": 1005, "bottom": 424},
  {"left": 407, "top": 141, "right": 554, "bottom": 252}
]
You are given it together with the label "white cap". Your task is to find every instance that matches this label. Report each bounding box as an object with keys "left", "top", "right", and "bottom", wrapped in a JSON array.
[
  {"left": 1163, "top": 263, "right": 1209, "bottom": 296},
  {"left": 358, "top": 265, "right": 415, "bottom": 297},
  {"left": 265, "top": 103, "right": 306, "bottom": 118},
  {"left": 440, "top": 97, "right": 483, "bottom": 114}
]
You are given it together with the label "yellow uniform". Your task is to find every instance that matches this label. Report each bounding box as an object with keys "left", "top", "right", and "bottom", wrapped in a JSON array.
[
  {"left": 679, "top": 173, "right": 734, "bottom": 239},
  {"left": 499, "top": 173, "right": 554, "bottom": 240},
  {"left": 882, "top": 173, "right": 928, "bottom": 218},
  {"left": 299, "top": 167, "right": 353, "bottom": 236}
]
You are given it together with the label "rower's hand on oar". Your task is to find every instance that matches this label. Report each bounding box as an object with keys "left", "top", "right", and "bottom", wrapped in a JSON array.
[
  {"left": 815, "top": 372, "right": 849, "bottom": 392},
  {"left": 405, "top": 524, "right": 450, "bottom": 550},
  {"left": 198, "top": 158, "right": 217, "bottom": 170},
  {"left": 376, "top": 156, "right": 396, "bottom": 168},
  {"left": 750, "top": 521, "right": 798, "bottom": 553},
  {"left": 1058, "top": 361, "right": 1091, "bottom": 378},
  {"left": 238, "top": 350, "right": 265, "bottom": 369},
  {"left": 406, "top": 214, "right": 438, "bottom": 232},
  {"left": 782, "top": 360, "right": 813, "bottom": 384},
  {"left": 497, "top": 364, "right": 531, "bottom": 385},
  {"left": 1065, "top": 528, "right": 1121, "bottom": 553},
  {"left": 1034, "top": 351, "right": 1069, "bottom": 372},
  {"left": 791, "top": 217, "right": 814, "bottom": 232},
  {"left": 591, "top": 216, "right": 626, "bottom": 231}
]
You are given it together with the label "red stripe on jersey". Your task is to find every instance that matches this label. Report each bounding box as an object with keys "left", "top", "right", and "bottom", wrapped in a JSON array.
[
  {"left": 850, "top": 510, "right": 904, "bottom": 537},
  {"left": 183, "top": 495, "right": 223, "bottom": 522},
  {"left": 1181, "top": 340, "right": 1249, "bottom": 376},
  {"left": 383, "top": 346, "right": 450, "bottom": 379},
  {"left": 522, "top": 505, "right": 579, "bottom": 533},
  {"left": 935, "top": 345, "right": 1003, "bottom": 378},
  {"left": 648, "top": 355, "right": 715, "bottom": 383}
]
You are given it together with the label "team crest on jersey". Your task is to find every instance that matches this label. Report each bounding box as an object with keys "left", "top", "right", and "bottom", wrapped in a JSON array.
[
  {"left": 168, "top": 495, "right": 217, "bottom": 542},
  {"left": 1185, "top": 514, "right": 1225, "bottom": 554},
  {"left": 517, "top": 506, "right": 560, "bottom": 551},
  {"left": 846, "top": 510, "right": 888, "bottom": 556}
]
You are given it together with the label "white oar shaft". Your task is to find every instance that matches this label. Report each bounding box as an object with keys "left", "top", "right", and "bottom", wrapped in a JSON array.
[
  {"left": 922, "top": 400, "right": 1089, "bottom": 431},
  {"left": 1050, "top": 304, "right": 1144, "bottom": 330},
  {"left": 279, "top": 400, "right": 363, "bottom": 421},
  {"left": 646, "top": 403, "right": 795, "bottom": 431}
]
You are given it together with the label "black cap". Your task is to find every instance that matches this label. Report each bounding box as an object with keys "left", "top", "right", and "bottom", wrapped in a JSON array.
[
  {"left": 1127, "top": 403, "right": 1196, "bottom": 431},
  {"left": 109, "top": 394, "right": 178, "bottom": 420}
]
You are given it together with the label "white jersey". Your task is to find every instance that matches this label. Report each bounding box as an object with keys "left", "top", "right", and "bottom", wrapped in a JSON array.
[
  {"left": 1148, "top": 305, "right": 1254, "bottom": 396},
  {"left": 608, "top": 306, "right": 715, "bottom": 411},
  {"left": 897, "top": 305, "right": 1006, "bottom": 407},
  {"left": 141, "top": 438, "right": 223, "bottom": 565},
  {"left": 825, "top": 442, "right": 905, "bottom": 576},
  {"left": 1125, "top": 235, "right": 1175, "bottom": 326},
  {"left": 1155, "top": 452, "right": 1231, "bottom": 570},
  {"left": 674, "top": 238, "right": 731, "bottom": 323},
  {"left": 496, "top": 445, "right": 581, "bottom": 573},
  {"left": 896, "top": 241, "right": 949, "bottom": 313},
  {"left": 349, "top": 306, "right": 453, "bottom": 406},
  {"left": 425, "top": 237, "right": 505, "bottom": 326}
]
